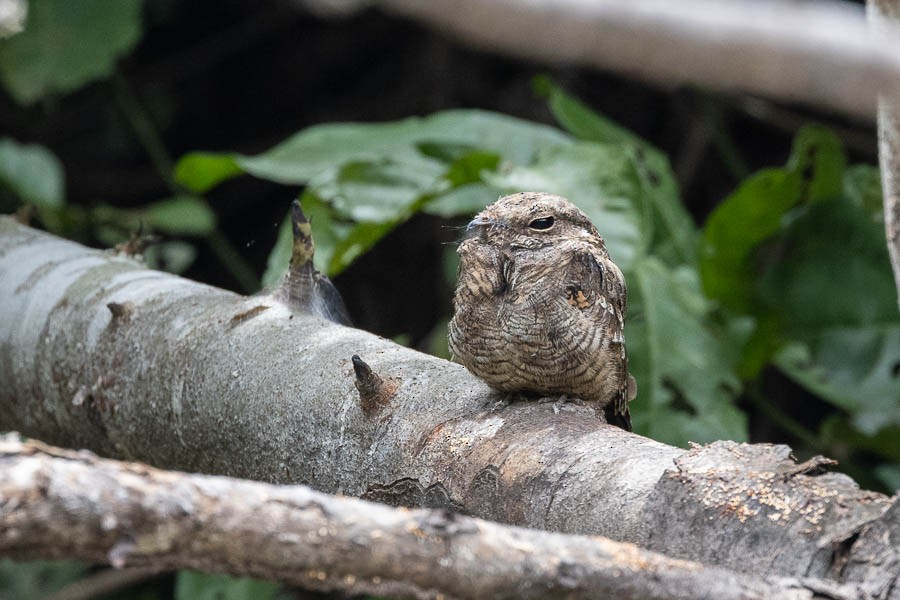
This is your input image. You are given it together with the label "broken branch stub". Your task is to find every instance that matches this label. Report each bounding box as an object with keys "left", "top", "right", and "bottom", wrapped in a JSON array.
[
  {"left": 352, "top": 354, "right": 398, "bottom": 415},
  {"left": 276, "top": 199, "right": 351, "bottom": 324}
]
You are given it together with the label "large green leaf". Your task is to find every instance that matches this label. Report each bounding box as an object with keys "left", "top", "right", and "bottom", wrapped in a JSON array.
[
  {"left": 535, "top": 77, "right": 696, "bottom": 265},
  {"left": 700, "top": 126, "right": 846, "bottom": 312},
  {"left": 700, "top": 168, "right": 804, "bottom": 313},
  {"left": 92, "top": 195, "right": 217, "bottom": 236},
  {"left": 174, "top": 110, "right": 570, "bottom": 193},
  {"left": 0, "top": 137, "right": 64, "bottom": 206},
  {"left": 0, "top": 0, "right": 143, "bottom": 104},
  {"left": 424, "top": 182, "right": 506, "bottom": 218},
  {"left": 173, "top": 152, "right": 242, "bottom": 194},
  {"left": 627, "top": 257, "right": 748, "bottom": 445},
  {"left": 762, "top": 196, "right": 900, "bottom": 435}
]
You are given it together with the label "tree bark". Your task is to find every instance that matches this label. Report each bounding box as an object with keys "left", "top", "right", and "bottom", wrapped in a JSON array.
[
  {"left": 376, "top": 0, "right": 900, "bottom": 122},
  {"left": 0, "top": 435, "right": 866, "bottom": 600},
  {"left": 0, "top": 218, "right": 898, "bottom": 596},
  {"left": 868, "top": 0, "right": 900, "bottom": 309}
]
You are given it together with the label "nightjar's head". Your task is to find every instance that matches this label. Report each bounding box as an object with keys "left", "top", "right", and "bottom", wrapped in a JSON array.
[{"left": 465, "top": 192, "right": 605, "bottom": 251}]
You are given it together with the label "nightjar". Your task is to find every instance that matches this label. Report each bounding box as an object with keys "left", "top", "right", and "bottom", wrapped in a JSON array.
[{"left": 448, "top": 192, "right": 636, "bottom": 431}]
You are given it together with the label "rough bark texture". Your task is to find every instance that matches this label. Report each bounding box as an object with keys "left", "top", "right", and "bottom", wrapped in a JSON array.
[
  {"left": 0, "top": 436, "right": 866, "bottom": 600},
  {"left": 1, "top": 218, "right": 898, "bottom": 596},
  {"left": 377, "top": 0, "right": 900, "bottom": 121},
  {"left": 868, "top": 0, "right": 900, "bottom": 308}
]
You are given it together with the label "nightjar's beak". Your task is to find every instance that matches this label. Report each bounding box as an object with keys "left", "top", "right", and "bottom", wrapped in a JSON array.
[
  {"left": 466, "top": 213, "right": 506, "bottom": 242},
  {"left": 465, "top": 214, "right": 498, "bottom": 241},
  {"left": 466, "top": 214, "right": 492, "bottom": 230}
]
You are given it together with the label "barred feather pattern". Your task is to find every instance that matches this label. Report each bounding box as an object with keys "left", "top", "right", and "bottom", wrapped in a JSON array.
[{"left": 448, "top": 192, "right": 635, "bottom": 431}]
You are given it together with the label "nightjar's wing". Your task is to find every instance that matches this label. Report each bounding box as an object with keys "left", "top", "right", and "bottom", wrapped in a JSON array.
[{"left": 565, "top": 245, "right": 634, "bottom": 431}]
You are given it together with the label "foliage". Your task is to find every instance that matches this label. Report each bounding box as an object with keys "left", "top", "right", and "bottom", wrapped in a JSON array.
[{"left": 0, "top": 0, "right": 143, "bottom": 104}]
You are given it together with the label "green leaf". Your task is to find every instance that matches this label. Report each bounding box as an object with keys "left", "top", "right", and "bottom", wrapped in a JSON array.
[
  {"left": 174, "top": 152, "right": 243, "bottom": 194},
  {"left": 702, "top": 123, "right": 898, "bottom": 436},
  {"left": 785, "top": 125, "right": 846, "bottom": 203},
  {"left": 843, "top": 164, "right": 883, "bottom": 219},
  {"left": 442, "top": 151, "right": 501, "bottom": 187},
  {"left": 416, "top": 141, "right": 483, "bottom": 163},
  {"left": 316, "top": 159, "right": 438, "bottom": 222},
  {"left": 700, "top": 169, "right": 804, "bottom": 312},
  {"left": 92, "top": 196, "right": 217, "bottom": 239},
  {"left": 700, "top": 126, "right": 847, "bottom": 312},
  {"left": 534, "top": 74, "right": 638, "bottom": 147},
  {"left": 245, "top": 112, "right": 570, "bottom": 278},
  {"left": 0, "top": 137, "right": 64, "bottom": 206},
  {"left": 628, "top": 257, "right": 747, "bottom": 446},
  {"left": 144, "top": 196, "right": 217, "bottom": 235},
  {"left": 174, "top": 110, "right": 571, "bottom": 191},
  {"left": 536, "top": 77, "right": 697, "bottom": 265},
  {"left": 175, "top": 570, "right": 278, "bottom": 600},
  {"left": 0, "top": 0, "right": 143, "bottom": 104},
  {"left": 424, "top": 182, "right": 505, "bottom": 218},
  {"left": 762, "top": 197, "right": 900, "bottom": 435},
  {"left": 243, "top": 110, "right": 569, "bottom": 184}
]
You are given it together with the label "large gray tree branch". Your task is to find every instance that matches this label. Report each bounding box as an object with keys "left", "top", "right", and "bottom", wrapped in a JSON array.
[
  {"left": 0, "top": 217, "right": 898, "bottom": 597},
  {"left": 2, "top": 435, "right": 862, "bottom": 600},
  {"left": 376, "top": 0, "right": 900, "bottom": 122},
  {"left": 868, "top": 0, "right": 900, "bottom": 309}
]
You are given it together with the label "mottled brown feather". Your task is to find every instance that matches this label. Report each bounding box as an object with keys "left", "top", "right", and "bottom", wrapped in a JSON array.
[{"left": 448, "top": 192, "right": 635, "bottom": 430}]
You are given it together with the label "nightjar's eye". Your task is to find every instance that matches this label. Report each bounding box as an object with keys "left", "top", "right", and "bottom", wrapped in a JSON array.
[{"left": 528, "top": 216, "right": 555, "bottom": 230}]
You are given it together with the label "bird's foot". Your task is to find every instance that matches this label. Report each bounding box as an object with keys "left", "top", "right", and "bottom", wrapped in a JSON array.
[
  {"left": 544, "top": 395, "right": 585, "bottom": 414},
  {"left": 490, "top": 392, "right": 514, "bottom": 411}
]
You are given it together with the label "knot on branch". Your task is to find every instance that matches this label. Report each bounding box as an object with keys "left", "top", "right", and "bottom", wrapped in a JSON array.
[
  {"left": 107, "top": 301, "right": 135, "bottom": 323},
  {"left": 276, "top": 199, "right": 351, "bottom": 325},
  {"left": 228, "top": 304, "right": 270, "bottom": 329},
  {"left": 352, "top": 354, "right": 397, "bottom": 415}
]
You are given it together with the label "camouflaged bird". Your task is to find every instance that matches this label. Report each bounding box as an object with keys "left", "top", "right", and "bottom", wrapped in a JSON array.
[{"left": 448, "top": 192, "right": 636, "bottom": 431}]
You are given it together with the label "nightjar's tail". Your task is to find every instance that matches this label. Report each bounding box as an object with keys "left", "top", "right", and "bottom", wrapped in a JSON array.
[
  {"left": 604, "top": 373, "right": 636, "bottom": 432},
  {"left": 603, "top": 403, "right": 632, "bottom": 432}
]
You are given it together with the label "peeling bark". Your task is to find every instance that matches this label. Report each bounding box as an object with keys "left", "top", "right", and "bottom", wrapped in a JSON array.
[
  {"left": 0, "top": 436, "right": 866, "bottom": 600},
  {"left": 376, "top": 0, "right": 900, "bottom": 121},
  {"left": 0, "top": 218, "right": 898, "bottom": 595}
]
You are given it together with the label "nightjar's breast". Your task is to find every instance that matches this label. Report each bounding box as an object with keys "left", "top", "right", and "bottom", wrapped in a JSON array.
[{"left": 448, "top": 239, "right": 628, "bottom": 407}]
